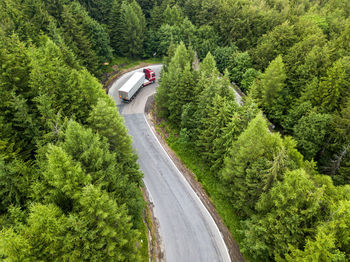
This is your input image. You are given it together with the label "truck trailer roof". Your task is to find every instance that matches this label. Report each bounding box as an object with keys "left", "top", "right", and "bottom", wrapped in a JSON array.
[{"left": 119, "top": 72, "right": 145, "bottom": 93}]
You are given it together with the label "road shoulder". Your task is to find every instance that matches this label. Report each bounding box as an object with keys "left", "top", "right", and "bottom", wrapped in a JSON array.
[{"left": 145, "top": 96, "right": 245, "bottom": 262}]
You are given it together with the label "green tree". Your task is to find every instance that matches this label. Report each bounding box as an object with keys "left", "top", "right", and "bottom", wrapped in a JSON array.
[
  {"left": 251, "top": 21, "right": 299, "bottom": 70},
  {"left": 32, "top": 145, "right": 90, "bottom": 211},
  {"left": 61, "top": 2, "right": 100, "bottom": 74},
  {"left": 78, "top": 0, "right": 114, "bottom": 25},
  {"left": 228, "top": 51, "right": 252, "bottom": 85},
  {"left": 163, "top": 4, "right": 184, "bottom": 26},
  {"left": 0, "top": 203, "right": 69, "bottom": 261},
  {"left": 69, "top": 185, "right": 141, "bottom": 261},
  {"left": 293, "top": 112, "right": 332, "bottom": 161},
  {"left": 28, "top": 38, "right": 102, "bottom": 127},
  {"left": 119, "top": 1, "right": 146, "bottom": 57},
  {"left": 107, "top": 0, "right": 122, "bottom": 52},
  {"left": 0, "top": 155, "right": 32, "bottom": 213},
  {"left": 211, "top": 100, "right": 259, "bottom": 171},
  {"left": 242, "top": 169, "right": 325, "bottom": 261},
  {"left": 241, "top": 68, "right": 260, "bottom": 92},
  {"left": 221, "top": 113, "right": 302, "bottom": 216},
  {"left": 197, "top": 95, "right": 237, "bottom": 164},
  {"left": 193, "top": 25, "right": 219, "bottom": 60},
  {"left": 0, "top": 34, "right": 39, "bottom": 159},
  {"left": 168, "top": 63, "right": 196, "bottom": 124},
  {"left": 213, "top": 45, "right": 238, "bottom": 73},
  {"left": 318, "top": 58, "right": 350, "bottom": 113},
  {"left": 87, "top": 98, "right": 142, "bottom": 184},
  {"left": 251, "top": 55, "right": 288, "bottom": 123},
  {"left": 253, "top": 55, "right": 286, "bottom": 108},
  {"left": 156, "top": 42, "right": 191, "bottom": 118}
]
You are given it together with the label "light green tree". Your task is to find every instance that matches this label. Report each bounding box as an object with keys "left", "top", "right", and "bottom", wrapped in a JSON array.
[
  {"left": 69, "top": 185, "right": 142, "bottom": 261},
  {"left": 241, "top": 169, "right": 326, "bottom": 261}
]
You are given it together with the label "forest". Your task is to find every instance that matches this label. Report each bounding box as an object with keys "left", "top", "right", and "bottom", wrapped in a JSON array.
[
  {"left": 154, "top": 0, "right": 350, "bottom": 261},
  {"left": 0, "top": 0, "right": 350, "bottom": 261}
]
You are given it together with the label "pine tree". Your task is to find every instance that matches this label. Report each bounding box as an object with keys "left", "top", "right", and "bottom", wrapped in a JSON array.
[
  {"left": 156, "top": 42, "right": 191, "bottom": 118},
  {"left": 0, "top": 34, "right": 39, "bottom": 159},
  {"left": 0, "top": 203, "right": 69, "bottom": 261},
  {"left": 293, "top": 112, "right": 332, "bottom": 160},
  {"left": 62, "top": 120, "right": 144, "bottom": 220},
  {"left": 221, "top": 113, "right": 284, "bottom": 216},
  {"left": 286, "top": 199, "right": 350, "bottom": 261},
  {"left": 87, "top": 98, "right": 142, "bottom": 185},
  {"left": 318, "top": 58, "right": 350, "bottom": 113},
  {"left": 228, "top": 51, "right": 252, "bottom": 85},
  {"left": 107, "top": 0, "right": 122, "bottom": 52},
  {"left": 77, "top": 0, "right": 114, "bottom": 25},
  {"left": 0, "top": 154, "right": 32, "bottom": 213},
  {"left": 69, "top": 185, "right": 142, "bottom": 261},
  {"left": 211, "top": 100, "right": 259, "bottom": 172},
  {"left": 255, "top": 55, "right": 286, "bottom": 108},
  {"left": 163, "top": 5, "right": 184, "bottom": 26},
  {"left": 241, "top": 169, "right": 325, "bottom": 261},
  {"left": 32, "top": 145, "right": 90, "bottom": 211},
  {"left": 193, "top": 52, "right": 221, "bottom": 139},
  {"left": 119, "top": 1, "right": 146, "bottom": 57},
  {"left": 197, "top": 95, "right": 237, "bottom": 164},
  {"left": 168, "top": 63, "right": 196, "bottom": 125},
  {"left": 28, "top": 38, "right": 102, "bottom": 126}
]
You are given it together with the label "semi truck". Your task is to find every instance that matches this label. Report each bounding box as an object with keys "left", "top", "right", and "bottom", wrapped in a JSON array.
[{"left": 119, "top": 68, "right": 156, "bottom": 102}]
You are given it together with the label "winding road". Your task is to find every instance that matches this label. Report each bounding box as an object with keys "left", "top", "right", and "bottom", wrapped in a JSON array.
[{"left": 109, "top": 65, "right": 232, "bottom": 262}]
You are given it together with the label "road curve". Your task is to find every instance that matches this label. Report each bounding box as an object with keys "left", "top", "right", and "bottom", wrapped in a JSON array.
[{"left": 109, "top": 65, "right": 231, "bottom": 262}]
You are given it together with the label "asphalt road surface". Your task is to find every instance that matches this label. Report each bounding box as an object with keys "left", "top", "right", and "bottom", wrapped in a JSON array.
[{"left": 109, "top": 65, "right": 231, "bottom": 262}]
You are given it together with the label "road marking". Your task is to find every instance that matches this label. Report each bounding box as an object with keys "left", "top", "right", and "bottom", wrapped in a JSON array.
[{"left": 142, "top": 113, "right": 231, "bottom": 262}]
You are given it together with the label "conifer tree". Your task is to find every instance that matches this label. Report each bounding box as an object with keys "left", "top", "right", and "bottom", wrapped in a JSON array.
[
  {"left": 253, "top": 55, "right": 286, "bottom": 108},
  {"left": 0, "top": 34, "right": 39, "bottom": 158},
  {"left": 61, "top": 2, "right": 100, "bottom": 74},
  {"left": 107, "top": 0, "right": 122, "bottom": 52},
  {"left": 293, "top": 112, "right": 332, "bottom": 160},
  {"left": 286, "top": 199, "right": 350, "bottom": 261},
  {"left": 87, "top": 98, "right": 142, "bottom": 185},
  {"left": 69, "top": 185, "right": 141, "bottom": 261},
  {"left": 29, "top": 38, "right": 102, "bottom": 125},
  {"left": 32, "top": 145, "right": 90, "bottom": 211},
  {"left": 221, "top": 113, "right": 284, "bottom": 216},
  {"left": 156, "top": 42, "right": 191, "bottom": 119},
  {"left": 62, "top": 120, "right": 144, "bottom": 220},
  {"left": 242, "top": 169, "right": 325, "bottom": 261},
  {"left": 197, "top": 95, "right": 237, "bottom": 164},
  {"left": 318, "top": 58, "right": 350, "bottom": 113},
  {"left": 211, "top": 100, "right": 259, "bottom": 172},
  {"left": 0, "top": 203, "right": 69, "bottom": 261},
  {"left": 119, "top": 1, "right": 146, "bottom": 57},
  {"left": 0, "top": 154, "right": 32, "bottom": 213},
  {"left": 168, "top": 63, "right": 196, "bottom": 124},
  {"left": 193, "top": 52, "right": 221, "bottom": 138}
]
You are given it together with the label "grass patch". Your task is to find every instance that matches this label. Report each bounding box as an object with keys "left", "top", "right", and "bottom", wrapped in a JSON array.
[
  {"left": 138, "top": 220, "right": 149, "bottom": 261},
  {"left": 134, "top": 207, "right": 149, "bottom": 261},
  {"left": 159, "top": 121, "right": 247, "bottom": 249}
]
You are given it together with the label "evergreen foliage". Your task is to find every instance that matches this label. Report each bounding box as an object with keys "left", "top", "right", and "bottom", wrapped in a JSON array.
[
  {"left": 118, "top": 1, "right": 146, "bottom": 57},
  {"left": 2, "top": 0, "right": 350, "bottom": 260},
  {"left": 0, "top": 2, "right": 146, "bottom": 259}
]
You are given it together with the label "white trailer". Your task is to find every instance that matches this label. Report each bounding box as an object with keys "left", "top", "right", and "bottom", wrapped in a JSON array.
[{"left": 118, "top": 72, "right": 145, "bottom": 102}]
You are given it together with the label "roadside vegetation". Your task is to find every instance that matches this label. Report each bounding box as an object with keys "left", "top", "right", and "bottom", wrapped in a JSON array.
[{"left": 155, "top": 42, "right": 350, "bottom": 261}]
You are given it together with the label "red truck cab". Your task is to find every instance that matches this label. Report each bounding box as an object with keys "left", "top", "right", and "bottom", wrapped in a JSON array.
[{"left": 143, "top": 68, "right": 156, "bottom": 82}]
